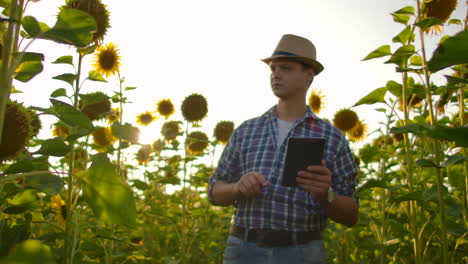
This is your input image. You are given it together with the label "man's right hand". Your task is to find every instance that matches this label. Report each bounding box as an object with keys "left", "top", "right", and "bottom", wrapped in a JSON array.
[{"left": 233, "top": 172, "right": 270, "bottom": 198}]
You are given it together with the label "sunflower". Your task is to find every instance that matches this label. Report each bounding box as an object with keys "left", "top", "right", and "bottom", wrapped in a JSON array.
[
  {"left": 424, "top": 0, "right": 457, "bottom": 23},
  {"left": 181, "top": 93, "right": 208, "bottom": 122},
  {"left": 136, "top": 112, "right": 156, "bottom": 126},
  {"left": 398, "top": 93, "right": 424, "bottom": 111},
  {"left": 136, "top": 144, "right": 152, "bottom": 165},
  {"left": 161, "top": 121, "right": 181, "bottom": 141},
  {"left": 106, "top": 108, "right": 120, "bottom": 124},
  {"left": 50, "top": 194, "right": 66, "bottom": 227},
  {"left": 52, "top": 124, "right": 70, "bottom": 139},
  {"left": 333, "top": 108, "right": 359, "bottom": 133},
  {"left": 308, "top": 88, "right": 325, "bottom": 114},
  {"left": 0, "top": 101, "right": 32, "bottom": 160},
  {"left": 27, "top": 108, "right": 42, "bottom": 137},
  {"left": 92, "top": 126, "right": 116, "bottom": 146},
  {"left": 156, "top": 99, "right": 175, "bottom": 119},
  {"left": 348, "top": 121, "right": 367, "bottom": 141},
  {"left": 79, "top": 92, "right": 111, "bottom": 121},
  {"left": 436, "top": 88, "right": 453, "bottom": 115},
  {"left": 186, "top": 131, "right": 209, "bottom": 154},
  {"left": 92, "top": 42, "right": 121, "bottom": 78},
  {"left": 66, "top": 0, "right": 110, "bottom": 44},
  {"left": 213, "top": 121, "right": 234, "bottom": 144},
  {"left": 152, "top": 139, "right": 165, "bottom": 153}
]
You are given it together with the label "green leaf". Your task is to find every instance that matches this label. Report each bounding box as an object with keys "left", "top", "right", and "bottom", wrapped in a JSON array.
[
  {"left": 386, "top": 80, "right": 403, "bottom": 97},
  {"left": 66, "top": 129, "right": 94, "bottom": 142},
  {"left": 390, "top": 123, "right": 468, "bottom": 147},
  {"left": 448, "top": 19, "right": 461, "bottom": 25},
  {"left": 10, "top": 189, "right": 39, "bottom": 207},
  {"left": 25, "top": 173, "right": 64, "bottom": 196},
  {"left": 392, "top": 26, "right": 413, "bottom": 45},
  {"left": 50, "top": 88, "right": 68, "bottom": 98},
  {"left": 391, "top": 13, "right": 411, "bottom": 25},
  {"left": 416, "top": 159, "right": 440, "bottom": 168},
  {"left": 442, "top": 155, "right": 468, "bottom": 167},
  {"left": 0, "top": 240, "right": 56, "bottom": 264},
  {"left": 394, "top": 6, "right": 415, "bottom": 15},
  {"left": 354, "top": 87, "right": 387, "bottom": 107},
  {"left": 50, "top": 99, "right": 94, "bottom": 131},
  {"left": 40, "top": 8, "right": 97, "bottom": 47},
  {"left": 4, "top": 160, "right": 34, "bottom": 174},
  {"left": 0, "top": 222, "right": 31, "bottom": 258},
  {"left": 428, "top": 30, "right": 468, "bottom": 72},
  {"left": 390, "top": 191, "right": 423, "bottom": 203},
  {"left": 81, "top": 154, "right": 137, "bottom": 227},
  {"left": 356, "top": 179, "right": 387, "bottom": 193},
  {"left": 385, "top": 45, "right": 415, "bottom": 67},
  {"left": 130, "top": 179, "right": 149, "bottom": 191},
  {"left": 362, "top": 45, "right": 391, "bottom": 61},
  {"left": 79, "top": 92, "right": 109, "bottom": 105},
  {"left": 125, "top": 86, "right": 137, "bottom": 91},
  {"left": 410, "top": 55, "right": 423, "bottom": 66},
  {"left": 415, "top": 17, "right": 442, "bottom": 32},
  {"left": 35, "top": 137, "right": 71, "bottom": 157},
  {"left": 22, "top": 16, "right": 41, "bottom": 37},
  {"left": 15, "top": 52, "right": 44, "bottom": 63},
  {"left": 52, "top": 55, "right": 74, "bottom": 65},
  {"left": 445, "top": 75, "right": 468, "bottom": 90},
  {"left": 52, "top": 73, "right": 76, "bottom": 86},
  {"left": 88, "top": 70, "right": 107, "bottom": 82},
  {"left": 15, "top": 61, "right": 43, "bottom": 82},
  {"left": 111, "top": 122, "right": 137, "bottom": 142}
]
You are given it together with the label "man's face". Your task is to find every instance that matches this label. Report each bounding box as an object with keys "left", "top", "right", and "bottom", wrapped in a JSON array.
[{"left": 269, "top": 59, "right": 314, "bottom": 100}]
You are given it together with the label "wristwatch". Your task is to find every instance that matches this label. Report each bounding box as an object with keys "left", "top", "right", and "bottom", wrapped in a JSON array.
[{"left": 327, "top": 187, "right": 335, "bottom": 203}]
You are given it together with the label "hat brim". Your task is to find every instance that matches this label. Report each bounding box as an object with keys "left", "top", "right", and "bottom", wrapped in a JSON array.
[{"left": 261, "top": 55, "right": 324, "bottom": 75}]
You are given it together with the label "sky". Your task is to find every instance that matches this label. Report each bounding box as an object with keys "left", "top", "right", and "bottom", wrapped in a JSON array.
[{"left": 11, "top": 0, "right": 468, "bottom": 148}]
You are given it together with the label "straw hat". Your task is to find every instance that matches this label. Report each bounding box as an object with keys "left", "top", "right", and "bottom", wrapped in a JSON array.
[{"left": 262, "top": 34, "right": 324, "bottom": 75}]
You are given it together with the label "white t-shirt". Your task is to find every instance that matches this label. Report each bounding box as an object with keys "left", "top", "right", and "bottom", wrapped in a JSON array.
[{"left": 277, "top": 118, "right": 295, "bottom": 147}]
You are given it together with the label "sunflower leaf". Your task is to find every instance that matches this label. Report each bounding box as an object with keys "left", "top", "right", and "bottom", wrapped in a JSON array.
[
  {"left": 385, "top": 45, "right": 415, "bottom": 67},
  {"left": 391, "top": 13, "right": 411, "bottom": 25},
  {"left": 14, "top": 61, "right": 43, "bottom": 82},
  {"left": 24, "top": 173, "right": 64, "bottom": 196},
  {"left": 445, "top": 75, "right": 468, "bottom": 90},
  {"left": 50, "top": 99, "right": 94, "bottom": 131},
  {"left": 35, "top": 137, "right": 71, "bottom": 157},
  {"left": 125, "top": 87, "right": 137, "bottom": 91},
  {"left": 22, "top": 16, "right": 42, "bottom": 37},
  {"left": 448, "top": 19, "right": 462, "bottom": 25},
  {"left": 386, "top": 80, "right": 403, "bottom": 97},
  {"left": 356, "top": 179, "right": 388, "bottom": 193},
  {"left": 428, "top": 30, "right": 468, "bottom": 72},
  {"left": 50, "top": 88, "right": 68, "bottom": 98},
  {"left": 14, "top": 52, "right": 44, "bottom": 63},
  {"left": 390, "top": 191, "right": 423, "bottom": 204},
  {"left": 394, "top": 6, "right": 415, "bottom": 15},
  {"left": 442, "top": 155, "right": 468, "bottom": 167},
  {"left": 415, "top": 17, "right": 442, "bottom": 32},
  {"left": 354, "top": 87, "right": 387, "bottom": 107},
  {"left": 52, "top": 55, "right": 74, "bottom": 65},
  {"left": 40, "top": 8, "right": 97, "bottom": 47},
  {"left": 0, "top": 240, "right": 56, "bottom": 264},
  {"left": 416, "top": 159, "right": 440, "bottom": 168},
  {"left": 88, "top": 70, "right": 107, "bottom": 82},
  {"left": 390, "top": 123, "right": 468, "bottom": 147},
  {"left": 392, "top": 26, "right": 414, "bottom": 45},
  {"left": 52, "top": 73, "right": 76, "bottom": 86},
  {"left": 81, "top": 153, "right": 137, "bottom": 227},
  {"left": 362, "top": 45, "right": 391, "bottom": 61}
]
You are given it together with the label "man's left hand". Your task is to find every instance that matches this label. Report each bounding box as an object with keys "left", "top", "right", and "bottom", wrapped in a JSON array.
[{"left": 296, "top": 160, "right": 331, "bottom": 204}]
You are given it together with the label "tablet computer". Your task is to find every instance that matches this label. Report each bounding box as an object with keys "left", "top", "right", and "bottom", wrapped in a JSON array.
[{"left": 281, "top": 137, "right": 325, "bottom": 187}]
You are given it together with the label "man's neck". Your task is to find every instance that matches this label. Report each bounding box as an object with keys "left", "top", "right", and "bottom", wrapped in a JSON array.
[{"left": 275, "top": 100, "right": 307, "bottom": 123}]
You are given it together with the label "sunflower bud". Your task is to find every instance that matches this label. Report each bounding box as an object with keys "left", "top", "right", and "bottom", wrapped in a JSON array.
[
  {"left": 186, "top": 131, "right": 209, "bottom": 154},
  {"left": 181, "top": 93, "right": 208, "bottom": 122},
  {"left": 0, "top": 101, "right": 33, "bottom": 160}
]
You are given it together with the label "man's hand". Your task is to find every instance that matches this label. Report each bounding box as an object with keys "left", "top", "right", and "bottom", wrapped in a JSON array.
[
  {"left": 233, "top": 172, "right": 270, "bottom": 198},
  {"left": 296, "top": 160, "right": 331, "bottom": 203}
]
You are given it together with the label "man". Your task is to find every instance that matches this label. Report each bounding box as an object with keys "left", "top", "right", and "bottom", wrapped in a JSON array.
[{"left": 208, "top": 34, "right": 359, "bottom": 264}]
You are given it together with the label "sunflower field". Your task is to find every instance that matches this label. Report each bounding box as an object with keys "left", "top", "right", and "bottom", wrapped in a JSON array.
[{"left": 0, "top": 0, "right": 467, "bottom": 263}]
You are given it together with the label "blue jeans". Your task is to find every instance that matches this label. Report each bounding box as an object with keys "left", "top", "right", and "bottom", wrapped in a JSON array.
[{"left": 223, "top": 235, "right": 327, "bottom": 264}]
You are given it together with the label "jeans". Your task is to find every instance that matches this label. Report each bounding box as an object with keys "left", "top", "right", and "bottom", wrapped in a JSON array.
[{"left": 223, "top": 235, "right": 327, "bottom": 264}]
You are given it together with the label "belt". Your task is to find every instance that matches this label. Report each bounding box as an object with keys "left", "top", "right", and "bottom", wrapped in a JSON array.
[{"left": 230, "top": 225, "right": 322, "bottom": 248}]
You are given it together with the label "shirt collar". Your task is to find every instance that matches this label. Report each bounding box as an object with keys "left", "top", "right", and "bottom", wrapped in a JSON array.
[{"left": 262, "top": 105, "right": 321, "bottom": 123}]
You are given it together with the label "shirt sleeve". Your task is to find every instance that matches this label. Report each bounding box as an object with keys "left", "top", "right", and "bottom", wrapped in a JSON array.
[
  {"left": 207, "top": 126, "right": 242, "bottom": 205},
  {"left": 331, "top": 139, "right": 359, "bottom": 204}
]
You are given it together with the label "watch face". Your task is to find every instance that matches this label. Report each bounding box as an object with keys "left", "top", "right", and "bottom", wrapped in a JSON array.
[{"left": 327, "top": 187, "right": 334, "bottom": 203}]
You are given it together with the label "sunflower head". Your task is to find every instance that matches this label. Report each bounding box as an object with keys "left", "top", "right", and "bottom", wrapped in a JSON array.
[
  {"left": 424, "top": 0, "right": 457, "bottom": 23},
  {"left": 136, "top": 144, "right": 152, "bottom": 165},
  {"left": 156, "top": 99, "right": 175, "bottom": 119},
  {"left": 92, "top": 126, "right": 117, "bottom": 147},
  {"left": 181, "top": 93, "right": 208, "bottom": 122},
  {"left": 0, "top": 101, "right": 33, "bottom": 160},
  {"left": 213, "top": 121, "right": 234, "bottom": 145},
  {"left": 106, "top": 107, "right": 120, "bottom": 124},
  {"left": 27, "top": 108, "right": 42, "bottom": 137},
  {"left": 348, "top": 121, "right": 367, "bottom": 141},
  {"left": 136, "top": 112, "right": 156, "bottom": 126},
  {"left": 92, "top": 42, "right": 121, "bottom": 78},
  {"left": 161, "top": 121, "right": 181, "bottom": 141},
  {"left": 50, "top": 194, "right": 66, "bottom": 227},
  {"left": 333, "top": 108, "right": 359, "bottom": 133},
  {"left": 186, "top": 131, "right": 209, "bottom": 154},
  {"left": 372, "top": 135, "right": 394, "bottom": 147},
  {"left": 52, "top": 123, "right": 71, "bottom": 139},
  {"left": 66, "top": 0, "right": 110, "bottom": 44},
  {"left": 308, "top": 88, "right": 325, "bottom": 114},
  {"left": 79, "top": 92, "right": 111, "bottom": 121},
  {"left": 152, "top": 139, "right": 166, "bottom": 154}
]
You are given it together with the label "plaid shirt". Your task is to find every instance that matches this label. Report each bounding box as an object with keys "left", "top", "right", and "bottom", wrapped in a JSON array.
[{"left": 208, "top": 106, "right": 358, "bottom": 232}]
